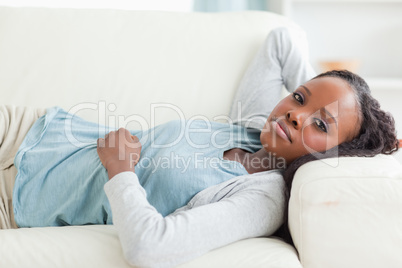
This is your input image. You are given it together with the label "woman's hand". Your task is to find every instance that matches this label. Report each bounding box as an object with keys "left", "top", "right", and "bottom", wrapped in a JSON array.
[{"left": 97, "top": 128, "right": 142, "bottom": 180}]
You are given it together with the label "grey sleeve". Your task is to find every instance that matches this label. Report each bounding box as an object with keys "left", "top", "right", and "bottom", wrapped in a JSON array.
[
  {"left": 104, "top": 171, "right": 285, "bottom": 268},
  {"left": 229, "top": 27, "right": 316, "bottom": 130}
]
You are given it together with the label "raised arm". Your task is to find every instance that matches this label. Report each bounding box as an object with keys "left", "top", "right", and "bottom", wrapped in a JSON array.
[{"left": 229, "top": 27, "right": 316, "bottom": 130}]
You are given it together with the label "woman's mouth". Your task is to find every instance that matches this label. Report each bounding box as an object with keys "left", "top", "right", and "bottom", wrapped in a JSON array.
[{"left": 272, "top": 119, "right": 291, "bottom": 142}]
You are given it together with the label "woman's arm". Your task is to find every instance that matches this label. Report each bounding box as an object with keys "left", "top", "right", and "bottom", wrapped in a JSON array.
[
  {"left": 97, "top": 128, "right": 285, "bottom": 268},
  {"left": 104, "top": 171, "right": 285, "bottom": 268},
  {"left": 229, "top": 27, "right": 316, "bottom": 130}
]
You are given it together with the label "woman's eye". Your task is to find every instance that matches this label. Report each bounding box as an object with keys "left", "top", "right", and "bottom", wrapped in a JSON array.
[
  {"left": 293, "top": 92, "right": 304, "bottom": 104},
  {"left": 314, "top": 118, "right": 328, "bottom": 133}
]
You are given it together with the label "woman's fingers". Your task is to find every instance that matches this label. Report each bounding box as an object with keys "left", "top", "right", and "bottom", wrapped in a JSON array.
[
  {"left": 119, "top": 128, "right": 138, "bottom": 145},
  {"left": 131, "top": 135, "right": 138, "bottom": 142},
  {"left": 97, "top": 137, "right": 106, "bottom": 148},
  {"left": 98, "top": 128, "right": 141, "bottom": 150}
]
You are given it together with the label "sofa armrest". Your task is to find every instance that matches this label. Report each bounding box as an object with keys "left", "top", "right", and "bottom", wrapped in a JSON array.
[{"left": 288, "top": 154, "right": 402, "bottom": 268}]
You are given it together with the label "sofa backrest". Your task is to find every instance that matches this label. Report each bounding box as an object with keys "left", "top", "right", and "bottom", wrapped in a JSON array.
[{"left": 0, "top": 7, "right": 300, "bottom": 127}]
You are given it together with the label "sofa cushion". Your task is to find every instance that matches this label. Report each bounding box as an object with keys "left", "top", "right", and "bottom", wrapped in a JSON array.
[
  {"left": 0, "top": 7, "right": 300, "bottom": 126},
  {"left": 0, "top": 225, "right": 302, "bottom": 268},
  {"left": 289, "top": 154, "right": 402, "bottom": 268}
]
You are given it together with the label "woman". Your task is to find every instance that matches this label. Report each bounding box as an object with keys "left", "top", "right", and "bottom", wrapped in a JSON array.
[{"left": 1, "top": 28, "right": 399, "bottom": 267}]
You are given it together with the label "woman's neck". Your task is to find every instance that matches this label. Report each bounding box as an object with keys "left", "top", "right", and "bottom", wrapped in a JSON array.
[{"left": 223, "top": 148, "right": 285, "bottom": 174}]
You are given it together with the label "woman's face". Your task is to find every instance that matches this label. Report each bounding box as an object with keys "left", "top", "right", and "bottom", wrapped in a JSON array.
[{"left": 261, "top": 76, "right": 360, "bottom": 165}]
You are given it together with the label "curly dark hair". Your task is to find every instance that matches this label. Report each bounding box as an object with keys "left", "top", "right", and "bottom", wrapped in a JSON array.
[{"left": 276, "top": 69, "right": 399, "bottom": 244}]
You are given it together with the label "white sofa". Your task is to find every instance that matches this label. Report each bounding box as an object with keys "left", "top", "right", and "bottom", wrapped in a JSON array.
[{"left": 1, "top": 6, "right": 401, "bottom": 268}]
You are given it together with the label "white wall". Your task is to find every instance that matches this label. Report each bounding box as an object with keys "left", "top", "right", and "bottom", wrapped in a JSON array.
[
  {"left": 291, "top": 2, "right": 402, "bottom": 78},
  {"left": 0, "top": 0, "right": 194, "bottom": 11}
]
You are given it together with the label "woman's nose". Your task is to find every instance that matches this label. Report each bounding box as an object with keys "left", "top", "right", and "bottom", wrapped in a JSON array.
[{"left": 286, "top": 110, "right": 303, "bottom": 129}]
